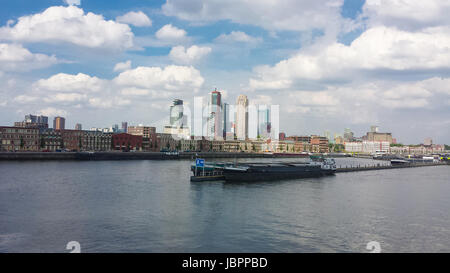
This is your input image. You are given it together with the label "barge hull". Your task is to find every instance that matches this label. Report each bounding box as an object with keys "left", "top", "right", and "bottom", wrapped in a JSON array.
[{"left": 224, "top": 169, "right": 335, "bottom": 182}]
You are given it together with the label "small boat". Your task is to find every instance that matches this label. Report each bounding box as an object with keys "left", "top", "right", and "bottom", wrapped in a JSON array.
[
  {"left": 273, "top": 152, "right": 310, "bottom": 158},
  {"left": 390, "top": 159, "right": 410, "bottom": 165}
]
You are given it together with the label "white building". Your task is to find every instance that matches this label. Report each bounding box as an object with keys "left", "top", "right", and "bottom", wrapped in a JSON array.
[
  {"left": 345, "top": 142, "right": 363, "bottom": 153},
  {"left": 345, "top": 141, "right": 390, "bottom": 153},
  {"left": 362, "top": 141, "right": 390, "bottom": 153},
  {"left": 236, "top": 95, "right": 248, "bottom": 140}
]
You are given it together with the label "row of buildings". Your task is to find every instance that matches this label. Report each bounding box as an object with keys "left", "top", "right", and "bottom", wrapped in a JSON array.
[
  {"left": 0, "top": 114, "right": 331, "bottom": 153},
  {"left": 0, "top": 126, "right": 330, "bottom": 154},
  {"left": 3, "top": 120, "right": 445, "bottom": 155},
  {"left": 2, "top": 103, "right": 445, "bottom": 155},
  {"left": 342, "top": 126, "right": 445, "bottom": 154},
  {"left": 344, "top": 140, "right": 445, "bottom": 155}
]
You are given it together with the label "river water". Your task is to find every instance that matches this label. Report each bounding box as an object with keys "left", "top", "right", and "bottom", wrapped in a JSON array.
[{"left": 0, "top": 158, "right": 449, "bottom": 252}]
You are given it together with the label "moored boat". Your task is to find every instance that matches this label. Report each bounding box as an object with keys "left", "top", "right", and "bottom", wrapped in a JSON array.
[
  {"left": 223, "top": 159, "right": 336, "bottom": 182},
  {"left": 273, "top": 152, "right": 310, "bottom": 158},
  {"left": 390, "top": 159, "right": 410, "bottom": 165}
]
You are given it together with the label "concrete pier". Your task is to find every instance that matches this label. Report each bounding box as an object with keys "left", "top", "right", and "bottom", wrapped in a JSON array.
[{"left": 336, "top": 162, "right": 447, "bottom": 173}]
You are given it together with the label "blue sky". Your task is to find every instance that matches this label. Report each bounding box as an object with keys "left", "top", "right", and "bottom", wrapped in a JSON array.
[{"left": 0, "top": 0, "right": 449, "bottom": 144}]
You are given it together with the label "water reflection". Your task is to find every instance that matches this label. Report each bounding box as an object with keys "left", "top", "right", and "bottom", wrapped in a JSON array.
[{"left": 0, "top": 159, "right": 448, "bottom": 252}]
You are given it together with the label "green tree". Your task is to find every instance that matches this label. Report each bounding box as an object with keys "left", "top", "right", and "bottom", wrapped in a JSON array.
[
  {"left": 390, "top": 143, "right": 404, "bottom": 147},
  {"left": 78, "top": 137, "right": 82, "bottom": 151},
  {"left": 334, "top": 144, "right": 345, "bottom": 152},
  {"left": 20, "top": 136, "right": 24, "bottom": 149},
  {"left": 40, "top": 136, "right": 45, "bottom": 149}
]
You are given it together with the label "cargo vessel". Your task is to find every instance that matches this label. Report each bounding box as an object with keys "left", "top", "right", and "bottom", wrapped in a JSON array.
[{"left": 222, "top": 158, "right": 336, "bottom": 182}]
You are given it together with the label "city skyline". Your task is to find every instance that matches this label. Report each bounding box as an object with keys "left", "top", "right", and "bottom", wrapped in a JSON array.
[
  {"left": 3, "top": 88, "right": 446, "bottom": 146},
  {"left": 1, "top": 1, "right": 450, "bottom": 144},
  {"left": 6, "top": 97, "right": 443, "bottom": 147}
]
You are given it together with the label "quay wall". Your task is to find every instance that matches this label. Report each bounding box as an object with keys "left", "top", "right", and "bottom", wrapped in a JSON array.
[
  {"left": 0, "top": 152, "right": 280, "bottom": 161},
  {"left": 336, "top": 162, "right": 447, "bottom": 172}
]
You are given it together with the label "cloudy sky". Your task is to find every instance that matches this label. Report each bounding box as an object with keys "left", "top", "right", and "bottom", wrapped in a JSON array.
[{"left": 1, "top": 0, "right": 449, "bottom": 144}]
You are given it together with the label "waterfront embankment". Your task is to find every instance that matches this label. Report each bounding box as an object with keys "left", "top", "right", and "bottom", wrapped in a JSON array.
[
  {"left": 0, "top": 151, "right": 287, "bottom": 161},
  {"left": 336, "top": 162, "right": 447, "bottom": 172}
]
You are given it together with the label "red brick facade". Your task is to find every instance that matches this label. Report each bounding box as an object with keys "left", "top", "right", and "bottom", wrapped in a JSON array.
[{"left": 112, "top": 133, "right": 143, "bottom": 151}]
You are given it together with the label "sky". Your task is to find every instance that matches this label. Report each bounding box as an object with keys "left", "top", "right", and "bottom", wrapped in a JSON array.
[{"left": 0, "top": 0, "right": 449, "bottom": 144}]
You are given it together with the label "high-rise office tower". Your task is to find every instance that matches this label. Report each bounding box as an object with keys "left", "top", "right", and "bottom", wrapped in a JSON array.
[
  {"left": 236, "top": 95, "right": 248, "bottom": 140},
  {"left": 18, "top": 114, "right": 49, "bottom": 129},
  {"left": 170, "top": 99, "right": 184, "bottom": 128},
  {"left": 344, "top": 128, "right": 354, "bottom": 142},
  {"left": 53, "top": 116, "right": 65, "bottom": 130},
  {"left": 121, "top": 122, "right": 128, "bottom": 133},
  {"left": 207, "top": 90, "right": 223, "bottom": 140},
  {"left": 25, "top": 114, "right": 48, "bottom": 125},
  {"left": 223, "top": 103, "right": 235, "bottom": 140},
  {"left": 257, "top": 105, "right": 271, "bottom": 139},
  {"left": 164, "top": 99, "right": 190, "bottom": 139}
]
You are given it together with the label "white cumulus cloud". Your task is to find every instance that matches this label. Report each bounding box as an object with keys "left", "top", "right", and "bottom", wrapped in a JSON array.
[
  {"left": 250, "top": 26, "right": 450, "bottom": 89},
  {"left": 169, "top": 45, "right": 211, "bottom": 64},
  {"left": 155, "top": 24, "right": 187, "bottom": 42},
  {"left": 114, "top": 60, "right": 132, "bottom": 72},
  {"left": 13, "top": 64, "right": 206, "bottom": 111},
  {"left": 116, "top": 11, "right": 152, "bottom": 27},
  {"left": 0, "top": 6, "right": 134, "bottom": 50},
  {"left": 0, "top": 43, "right": 58, "bottom": 71},
  {"left": 215, "top": 31, "right": 262, "bottom": 44},
  {"left": 362, "top": 0, "right": 450, "bottom": 30},
  {"left": 33, "top": 73, "right": 105, "bottom": 93},
  {"left": 64, "top": 0, "right": 81, "bottom": 5},
  {"left": 39, "top": 107, "right": 68, "bottom": 117},
  {"left": 162, "top": 0, "right": 349, "bottom": 33},
  {"left": 114, "top": 65, "right": 204, "bottom": 92}
]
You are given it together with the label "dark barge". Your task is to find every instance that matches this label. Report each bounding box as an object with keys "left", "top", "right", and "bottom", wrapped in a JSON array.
[
  {"left": 191, "top": 158, "right": 337, "bottom": 182},
  {"left": 222, "top": 159, "right": 336, "bottom": 182}
]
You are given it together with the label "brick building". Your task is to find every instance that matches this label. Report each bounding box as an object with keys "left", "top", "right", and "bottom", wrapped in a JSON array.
[
  {"left": 41, "top": 129, "right": 62, "bottom": 151},
  {"left": 310, "top": 135, "right": 329, "bottom": 153},
  {"left": 127, "top": 126, "right": 156, "bottom": 138},
  {"left": 83, "top": 131, "right": 112, "bottom": 151},
  {"left": 61, "top": 130, "right": 83, "bottom": 151},
  {"left": 0, "top": 126, "right": 40, "bottom": 151},
  {"left": 112, "top": 133, "right": 143, "bottom": 151}
]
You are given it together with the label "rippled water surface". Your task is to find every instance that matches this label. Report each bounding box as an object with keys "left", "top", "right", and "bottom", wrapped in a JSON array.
[{"left": 0, "top": 158, "right": 449, "bottom": 252}]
